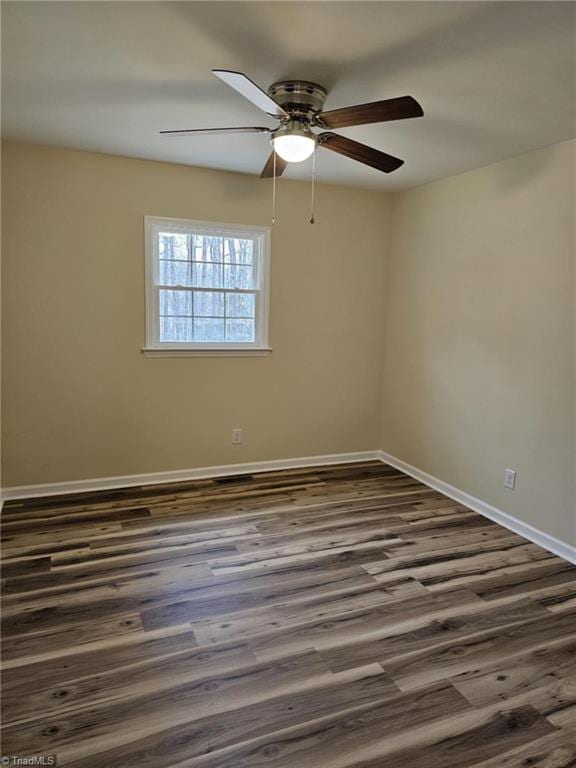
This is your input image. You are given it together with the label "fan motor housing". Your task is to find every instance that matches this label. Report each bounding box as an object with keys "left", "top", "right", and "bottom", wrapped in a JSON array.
[{"left": 267, "top": 81, "right": 328, "bottom": 118}]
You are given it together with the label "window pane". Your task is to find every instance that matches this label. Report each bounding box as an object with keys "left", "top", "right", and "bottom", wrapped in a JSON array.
[
  {"left": 194, "top": 291, "right": 224, "bottom": 317},
  {"left": 160, "top": 234, "right": 175, "bottom": 260},
  {"left": 159, "top": 289, "right": 192, "bottom": 316},
  {"left": 160, "top": 317, "right": 193, "bottom": 342},
  {"left": 199, "top": 236, "right": 224, "bottom": 263},
  {"left": 194, "top": 318, "right": 225, "bottom": 342},
  {"left": 159, "top": 260, "right": 194, "bottom": 286},
  {"left": 226, "top": 292, "right": 255, "bottom": 318},
  {"left": 226, "top": 319, "right": 255, "bottom": 342},
  {"left": 191, "top": 237, "right": 204, "bottom": 261},
  {"left": 193, "top": 262, "right": 223, "bottom": 288},
  {"left": 224, "top": 264, "right": 255, "bottom": 289},
  {"left": 159, "top": 233, "right": 190, "bottom": 260},
  {"left": 224, "top": 238, "right": 254, "bottom": 265}
]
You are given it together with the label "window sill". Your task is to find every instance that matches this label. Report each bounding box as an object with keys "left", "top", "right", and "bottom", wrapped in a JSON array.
[{"left": 142, "top": 346, "right": 272, "bottom": 358}]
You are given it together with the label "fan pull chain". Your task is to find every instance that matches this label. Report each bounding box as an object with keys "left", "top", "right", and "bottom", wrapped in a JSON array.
[
  {"left": 309, "top": 148, "right": 316, "bottom": 224},
  {"left": 272, "top": 151, "right": 277, "bottom": 225}
]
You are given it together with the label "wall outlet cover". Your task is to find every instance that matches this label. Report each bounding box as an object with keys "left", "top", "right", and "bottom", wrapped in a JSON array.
[{"left": 504, "top": 468, "right": 516, "bottom": 490}]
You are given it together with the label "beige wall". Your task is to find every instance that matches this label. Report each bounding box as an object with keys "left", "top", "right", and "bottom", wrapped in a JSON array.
[
  {"left": 2, "top": 142, "right": 390, "bottom": 486},
  {"left": 381, "top": 140, "right": 576, "bottom": 545}
]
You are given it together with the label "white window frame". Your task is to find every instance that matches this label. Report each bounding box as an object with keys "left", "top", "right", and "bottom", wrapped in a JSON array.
[{"left": 142, "top": 216, "right": 271, "bottom": 357}]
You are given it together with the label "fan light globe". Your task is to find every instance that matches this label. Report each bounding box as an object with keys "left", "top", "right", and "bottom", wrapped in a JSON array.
[{"left": 272, "top": 134, "right": 315, "bottom": 163}]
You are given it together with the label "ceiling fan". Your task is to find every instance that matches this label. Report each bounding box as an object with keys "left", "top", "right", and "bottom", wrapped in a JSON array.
[{"left": 161, "top": 70, "right": 424, "bottom": 177}]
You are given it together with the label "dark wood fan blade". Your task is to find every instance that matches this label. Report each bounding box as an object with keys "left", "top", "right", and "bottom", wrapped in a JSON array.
[
  {"left": 316, "top": 96, "right": 423, "bottom": 129},
  {"left": 260, "top": 152, "right": 288, "bottom": 178},
  {"left": 318, "top": 132, "right": 404, "bottom": 173},
  {"left": 160, "top": 127, "right": 272, "bottom": 136},
  {"left": 213, "top": 70, "right": 288, "bottom": 119}
]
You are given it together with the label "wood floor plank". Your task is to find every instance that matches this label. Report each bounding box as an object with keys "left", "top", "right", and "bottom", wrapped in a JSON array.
[
  {"left": 2, "top": 638, "right": 260, "bottom": 726},
  {"left": 139, "top": 563, "right": 377, "bottom": 631},
  {"left": 207, "top": 536, "right": 400, "bottom": 576},
  {"left": 382, "top": 609, "right": 576, "bottom": 691},
  {"left": 451, "top": 635, "right": 576, "bottom": 706},
  {"left": 325, "top": 704, "right": 555, "bottom": 768},
  {"left": 191, "top": 577, "right": 426, "bottom": 645},
  {"left": 235, "top": 519, "right": 404, "bottom": 553},
  {"left": 470, "top": 558, "right": 576, "bottom": 601},
  {"left": 3, "top": 651, "right": 331, "bottom": 762},
  {"left": 363, "top": 539, "right": 553, "bottom": 591},
  {"left": 2, "top": 624, "right": 199, "bottom": 684},
  {"left": 1, "top": 612, "right": 144, "bottom": 662},
  {"left": 2, "top": 557, "right": 214, "bottom": 599},
  {"left": 62, "top": 664, "right": 396, "bottom": 768},
  {"left": 165, "top": 693, "right": 548, "bottom": 768},
  {"left": 249, "top": 589, "right": 482, "bottom": 661},
  {"left": 464, "top": 726, "right": 576, "bottom": 768},
  {"left": 320, "top": 597, "right": 548, "bottom": 673}
]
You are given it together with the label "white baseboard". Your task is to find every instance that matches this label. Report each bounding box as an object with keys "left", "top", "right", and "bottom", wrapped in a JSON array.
[
  {"left": 379, "top": 450, "right": 576, "bottom": 565},
  {"left": 2, "top": 450, "right": 381, "bottom": 501}
]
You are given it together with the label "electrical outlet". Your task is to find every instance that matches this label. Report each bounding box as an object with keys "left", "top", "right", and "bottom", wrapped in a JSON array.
[
  {"left": 232, "top": 428, "right": 242, "bottom": 445},
  {"left": 504, "top": 468, "right": 516, "bottom": 490}
]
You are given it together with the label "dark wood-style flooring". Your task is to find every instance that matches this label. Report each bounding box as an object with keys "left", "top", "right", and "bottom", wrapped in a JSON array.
[{"left": 2, "top": 461, "right": 576, "bottom": 766}]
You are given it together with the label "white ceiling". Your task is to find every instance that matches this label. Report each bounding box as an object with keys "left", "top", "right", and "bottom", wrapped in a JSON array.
[{"left": 2, "top": 1, "right": 575, "bottom": 190}]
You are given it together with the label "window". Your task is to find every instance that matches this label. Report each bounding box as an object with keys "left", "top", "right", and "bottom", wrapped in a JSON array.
[{"left": 143, "top": 217, "right": 271, "bottom": 356}]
